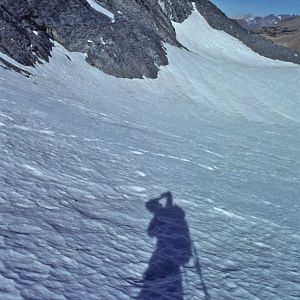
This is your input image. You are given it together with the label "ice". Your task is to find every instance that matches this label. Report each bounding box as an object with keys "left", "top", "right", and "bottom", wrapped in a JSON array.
[
  {"left": 22, "top": 164, "right": 44, "bottom": 177},
  {"left": 0, "top": 5, "right": 299, "bottom": 300},
  {"left": 128, "top": 186, "right": 147, "bottom": 193},
  {"left": 212, "top": 207, "right": 245, "bottom": 220},
  {"left": 130, "top": 150, "right": 144, "bottom": 155},
  {"left": 135, "top": 171, "right": 147, "bottom": 177}
]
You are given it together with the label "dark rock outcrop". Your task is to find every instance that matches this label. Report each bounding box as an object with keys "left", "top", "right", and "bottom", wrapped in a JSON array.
[
  {"left": 1, "top": 0, "right": 300, "bottom": 79},
  {"left": 0, "top": 2, "right": 52, "bottom": 66},
  {"left": 0, "top": 0, "right": 177, "bottom": 79}
]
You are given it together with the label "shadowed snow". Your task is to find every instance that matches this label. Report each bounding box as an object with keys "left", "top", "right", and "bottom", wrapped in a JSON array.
[{"left": 0, "top": 7, "right": 299, "bottom": 300}]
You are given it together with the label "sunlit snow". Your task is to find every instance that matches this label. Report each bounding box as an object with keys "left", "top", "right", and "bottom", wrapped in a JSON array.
[
  {"left": 0, "top": 7, "right": 299, "bottom": 300},
  {"left": 86, "top": 0, "right": 115, "bottom": 21}
]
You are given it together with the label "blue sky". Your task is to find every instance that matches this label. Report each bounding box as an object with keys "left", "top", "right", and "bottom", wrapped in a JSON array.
[{"left": 211, "top": 0, "right": 300, "bottom": 17}]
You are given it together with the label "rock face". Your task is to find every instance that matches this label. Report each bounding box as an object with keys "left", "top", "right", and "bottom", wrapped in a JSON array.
[
  {"left": 1, "top": 0, "right": 300, "bottom": 79},
  {"left": 0, "top": 2, "right": 53, "bottom": 66}
]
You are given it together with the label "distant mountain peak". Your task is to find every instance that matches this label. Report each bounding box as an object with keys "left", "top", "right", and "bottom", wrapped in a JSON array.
[
  {"left": 235, "top": 14, "right": 299, "bottom": 31},
  {"left": 234, "top": 13, "right": 256, "bottom": 22}
]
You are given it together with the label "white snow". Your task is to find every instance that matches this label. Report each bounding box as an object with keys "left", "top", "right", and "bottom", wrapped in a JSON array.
[
  {"left": 86, "top": 0, "right": 115, "bottom": 22},
  {"left": 0, "top": 5, "right": 300, "bottom": 300},
  {"left": 213, "top": 207, "right": 245, "bottom": 220},
  {"left": 135, "top": 171, "right": 147, "bottom": 177},
  {"left": 128, "top": 186, "right": 147, "bottom": 193},
  {"left": 130, "top": 150, "right": 144, "bottom": 155},
  {"left": 22, "top": 164, "right": 44, "bottom": 177}
]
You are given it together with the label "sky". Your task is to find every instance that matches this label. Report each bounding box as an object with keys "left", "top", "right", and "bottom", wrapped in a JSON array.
[{"left": 211, "top": 0, "right": 300, "bottom": 17}]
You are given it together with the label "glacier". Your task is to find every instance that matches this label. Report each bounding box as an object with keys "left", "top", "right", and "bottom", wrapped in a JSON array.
[{"left": 0, "top": 7, "right": 299, "bottom": 300}]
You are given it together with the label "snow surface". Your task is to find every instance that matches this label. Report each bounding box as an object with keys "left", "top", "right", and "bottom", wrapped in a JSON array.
[
  {"left": 86, "top": 0, "right": 115, "bottom": 21},
  {"left": 0, "top": 7, "right": 300, "bottom": 300}
]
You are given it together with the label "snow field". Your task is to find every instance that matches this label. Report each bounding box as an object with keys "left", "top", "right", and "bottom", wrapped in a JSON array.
[{"left": 0, "top": 6, "right": 300, "bottom": 300}]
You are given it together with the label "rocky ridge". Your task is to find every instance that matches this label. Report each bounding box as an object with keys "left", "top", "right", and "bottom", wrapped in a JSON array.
[
  {"left": 235, "top": 14, "right": 297, "bottom": 31},
  {"left": 1, "top": 0, "right": 300, "bottom": 79}
]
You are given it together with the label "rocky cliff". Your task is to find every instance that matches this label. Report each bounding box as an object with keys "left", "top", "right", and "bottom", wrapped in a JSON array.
[{"left": 1, "top": 0, "right": 300, "bottom": 79}]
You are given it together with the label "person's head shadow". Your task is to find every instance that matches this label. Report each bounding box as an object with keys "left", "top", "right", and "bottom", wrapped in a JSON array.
[{"left": 137, "top": 192, "right": 192, "bottom": 300}]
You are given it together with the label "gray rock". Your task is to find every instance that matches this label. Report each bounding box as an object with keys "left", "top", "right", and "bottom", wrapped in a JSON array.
[{"left": 0, "top": 1, "right": 52, "bottom": 66}]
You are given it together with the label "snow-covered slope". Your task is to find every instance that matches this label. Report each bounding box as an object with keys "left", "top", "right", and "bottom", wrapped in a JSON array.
[{"left": 0, "top": 8, "right": 299, "bottom": 300}]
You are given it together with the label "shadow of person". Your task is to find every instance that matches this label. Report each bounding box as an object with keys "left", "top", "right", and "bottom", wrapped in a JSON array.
[{"left": 137, "top": 192, "right": 192, "bottom": 300}]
